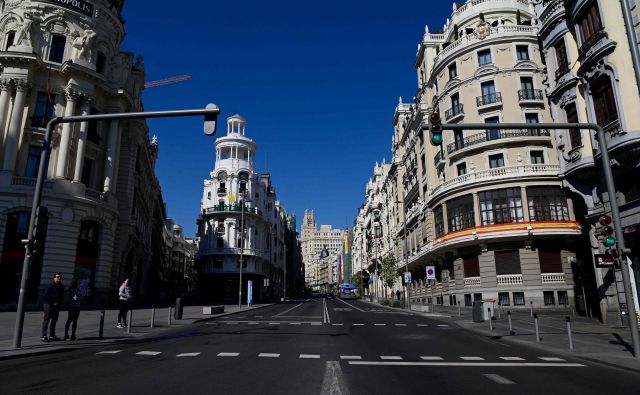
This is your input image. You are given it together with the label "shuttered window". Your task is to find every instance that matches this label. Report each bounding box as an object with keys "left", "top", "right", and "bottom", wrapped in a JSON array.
[
  {"left": 539, "top": 250, "right": 563, "bottom": 273},
  {"left": 463, "top": 254, "right": 480, "bottom": 277},
  {"left": 495, "top": 250, "right": 521, "bottom": 275}
]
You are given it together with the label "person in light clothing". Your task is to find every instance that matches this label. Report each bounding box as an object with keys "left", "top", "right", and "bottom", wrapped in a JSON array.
[{"left": 117, "top": 278, "right": 132, "bottom": 328}]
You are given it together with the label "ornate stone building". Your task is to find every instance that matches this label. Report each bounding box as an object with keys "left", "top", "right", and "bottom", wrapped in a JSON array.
[
  {"left": 0, "top": 0, "right": 179, "bottom": 306},
  {"left": 196, "top": 115, "right": 287, "bottom": 303},
  {"left": 301, "top": 209, "right": 345, "bottom": 289}
]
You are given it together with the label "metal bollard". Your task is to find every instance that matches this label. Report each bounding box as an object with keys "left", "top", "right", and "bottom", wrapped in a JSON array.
[
  {"left": 508, "top": 310, "right": 514, "bottom": 335},
  {"left": 488, "top": 308, "right": 493, "bottom": 331},
  {"left": 566, "top": 316, "right": 574, "bottom": 351},
  {"left": 530, "top": 301, "right": 534, "bottom": 317},
  {"left": 150, "top": 305, "right": 155, "bottom": 328},
  {"left": 167, "top": 306, "right": 172, "bottom": 326},
  {"left": 534, "top": 313, "right": 540, "bottom": 342},
  {"left": 98, "top": 306, "right": 105, "bottom": 339},
  {"left": 127, "top": 309, "right": 133, "bottom": 334},
  {"left": 498, "top": 307, "right": 501, "bottom": 320}
]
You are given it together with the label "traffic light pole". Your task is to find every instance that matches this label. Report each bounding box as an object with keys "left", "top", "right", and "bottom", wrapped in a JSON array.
[
  {"left": 12, "top": 106, "right": 220, "bottom": 349},
  {"left": 431, "top": 121, "right": 639, "bottom": 358}
]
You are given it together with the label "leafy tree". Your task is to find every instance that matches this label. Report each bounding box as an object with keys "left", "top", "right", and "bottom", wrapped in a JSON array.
[{"left": 380, "top": 255, "right": 397, "bottom": 290}]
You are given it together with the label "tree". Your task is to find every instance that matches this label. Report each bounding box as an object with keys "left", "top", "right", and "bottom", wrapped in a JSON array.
[{"left": 380, "top": 255, "right": 397, "bottom": 292}]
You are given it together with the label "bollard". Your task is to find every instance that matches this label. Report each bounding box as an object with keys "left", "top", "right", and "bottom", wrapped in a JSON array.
[
  {"left": 458, "top": 301, "right": 461, "bottom": 317},
  {"left": 127, "top": 308, "right": 133, "bottom": 334},
  {"left": 534, "top": 313, "right": 540, "bottom": 342},
  {"left": 150, "top": 305, "right": 155, "bottom": 328},
  {"left": 488, "top": 307, "right": 493, "bottom": 331},
  {"left": 507, "top": 310, "right": 514, "bottom": 335},
  {"left": 530, "top": 301, "right": 534, "bottom": 317},
  {"left": 167, "top": 306, "right": 172, "bottom": 326},
  {"left": 566, "top": 316, "right": 574, "bottom": 351},
  {"left": 98, "top": 306, "right": 105, "bottom": 339}
]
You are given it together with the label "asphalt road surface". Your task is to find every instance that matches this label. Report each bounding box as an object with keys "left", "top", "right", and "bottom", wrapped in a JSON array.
[{"left": 1, "top": 298, "right": 638, "bottom": 394}]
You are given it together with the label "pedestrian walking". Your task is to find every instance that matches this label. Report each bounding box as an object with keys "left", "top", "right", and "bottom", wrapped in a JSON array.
[
  {"left": 396, "top": 290, "right": 401, "bottom": 301},
  {"left": 64, "top": 278, "right": 82, "bottom": 341},
  {"left": 117, "top": 278, "right": 132, "bottom": 328},
  {"left": 41, "top": 273, "right": 64, "bottom": 342}
]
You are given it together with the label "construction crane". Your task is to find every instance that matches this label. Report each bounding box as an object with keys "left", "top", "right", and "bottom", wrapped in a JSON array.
[{"left": 144, "top": 75, "right": 192, "bottom": 88}]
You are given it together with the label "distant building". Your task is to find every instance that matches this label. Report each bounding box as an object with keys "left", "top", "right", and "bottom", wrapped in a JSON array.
[
  {"left": 301, "top": 210, "right": 345, "bottom": 289},
  {"left": 196, "top": 115, "right": 288, "bottom": 303}
]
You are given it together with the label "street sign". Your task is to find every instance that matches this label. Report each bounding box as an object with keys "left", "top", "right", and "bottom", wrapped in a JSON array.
[
  {"left": 247, "top": 280, "right": 253, "bottom": 306},
  {"left": 594, "top": 254, "right": 616, "bottom": 268},
  {"left": 426, "top": 266, "right": 436, "bottom": 280},
  {"left": 404, "top": 272, "right": 412, "bottom": 284}
]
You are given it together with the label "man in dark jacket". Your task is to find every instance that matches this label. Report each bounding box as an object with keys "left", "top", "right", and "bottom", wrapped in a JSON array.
[{"left": 41, "top": 273, "right": 64, "bottom": 342}]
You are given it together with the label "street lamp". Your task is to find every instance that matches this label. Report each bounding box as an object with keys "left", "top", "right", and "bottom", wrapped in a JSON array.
[{"left": 12, "top": 104, "right": 221, "bottom": 349}]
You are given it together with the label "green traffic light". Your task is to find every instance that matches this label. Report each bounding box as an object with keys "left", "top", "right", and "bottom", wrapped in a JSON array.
[
  {"left": 431, "top": 134, "right": 443, "bottom": 145},
  {"left": 603, "top": 236, "right": 616, "bottom": 247}
]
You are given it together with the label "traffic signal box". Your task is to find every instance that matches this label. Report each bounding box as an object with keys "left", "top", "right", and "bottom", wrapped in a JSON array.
[{"left": 428, "top": 112, "right": 443, "bottom": 146}]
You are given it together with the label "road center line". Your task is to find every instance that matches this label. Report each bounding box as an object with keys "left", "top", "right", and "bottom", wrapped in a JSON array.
[
  {"left": 340, "top": 355, "right": 362, "bottom": 360},
  {"left": 136, "top": 351, "right": 161, "bottom": 356},
  {"left": 483, "top": 374, "right": 516, "bottom": 384},
  {"left": 348, "top": 361, "right": 586, "bottom": 367},
  {"left": 300, "top": 354, "right": 321, "bottom": 359},
  {"left": 217, "top": 352, "right": 240, "bottom": 357},
  {"left": 258, "top": 353, "right": 280, "bottom": 358},
  {"left": 96, "top": 350, "right": 121, "bottom": 354},
  {"left": 354, "top": 323, "right": 364, "bottom": 326}
]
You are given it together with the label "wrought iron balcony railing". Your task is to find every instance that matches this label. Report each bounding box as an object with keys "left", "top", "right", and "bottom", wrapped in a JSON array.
[
  {"left": 445, "top": 103, "right": 464, "bottom": 120},
  {"left": 447, "top": 129, "right": 550, "bottom": 154},
  {"left": 518, "top": 89, "right": 543, "bottom": 101},
  {"left": 476, "top": 92, "right": 502, "bottom": 107}
]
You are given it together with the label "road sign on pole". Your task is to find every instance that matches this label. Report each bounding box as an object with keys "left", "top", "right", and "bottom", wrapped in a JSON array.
[
  {"left": 426, "top": 266, "right": 436, "bottom": 280},
  {"left": 404, "top": 272, "right": 412, "bottom": 284}
]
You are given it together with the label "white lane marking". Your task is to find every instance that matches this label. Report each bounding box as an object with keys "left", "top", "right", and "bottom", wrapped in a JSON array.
[
  {"left": 291, "top": 322, "right": 302, "bottom": 325},
  {"left": 380, "top": 356, "right": 403, "bottom": 360},
  {"left": 374, "top": 324, "right": 386, "bottom": 326},
  {"left": 226, "top": 322, "right": 238, "bottom": 325},
  {"left": 248, "top": 322, "right": 259, "bottom": 325},
  {"left": 217, "top": 352, "right": 239, "bottom": 357},
  {"left": 416, "top": 324, "right": 428, "bottom": 327},
  {"left": 323, "top": 298, "right": 331, "bottom": 324},
  {"left": 539, "top": 357, "right": 565, "bottom": 362},
  {"left": 484, "top": 374, "right": 516, "bottom": 385},
  {"left": 340, "top": 355, "right": 362, "bottom": 360},
  {"left": 461, "top": 356, "right": 485, "bottom": 361},
  {"left": 332, "top": 323, "right": 344, "bottom": 326},
  {"left": 311, "top": 322, "right": 322, "bottom": 326},
  {"left": 258, "top": 353, "right": 280, "bottom": 358},
  {"left": 136, "top": 351, "right": 161, "bottom": 356},
  {"left": 177, "top": 353, "right": 201, "bottom": 357},
  {"left": 354, "top": 324, "right": 364, "bottom": 326},
  {"left": 394, "top": 324, "right": 407, "bottom": 327},
  {"left": 420, "top": 356, "right": 444, "bottom": 360},
  {"left": 274, "top": 303, "right": 303, "bottom": 317},
  {"left": 336, "top": 298, "right": 367, "bottom": 312},
  {"left": 269, "top": 322, "right": 280, "bottom": 325},
  {"left": 320, "top": 361, "right": 349, "bottom": 395},
  {"left": 348, "top": 361, "right": 586, "bottom": 367},
  {"left": 437, "top": 324, "right": 449, "bottom": 327},
  {"left": 96, "top": 350, "right": 121, "bottom": 354},
  {"left": 500, "top": 357, "right": 525, "bottom": 361},
  {"left": 300, "top": 354, "right": 321, "bottom": 359}
]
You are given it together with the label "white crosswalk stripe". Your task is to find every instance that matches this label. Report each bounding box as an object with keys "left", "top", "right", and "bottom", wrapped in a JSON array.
[
  {"left": 354, "top": 323, "right": 364, "bottom": 326},
  {"left": 218, "top": 352, "right": 239, "bottom": 357},
  {"left": 269, "top": 322, "right": 280, "bottom": 325},
  {"left": 96, "top": 350, "right": 121, "bottom": 355},
  {"left": 416, "top": 324, "right": 428, "bottom": 327},
  {"left": 177, "top": 353, "right": 201, "bottom": 357},
  {"left": 437, "top": 324, "right": 449, "bottom": 327},
  {"left": 136, "top": 351, "right": 161, "bottom": 356},
  {"left": 332, "top": 323, "right": 343, "bottom": 326},
  {"left": 483, "top": 374, "right": 515, "bottom": 384},
  {"left": 539, "top": 357, "right": 565, "bottom": 362},
  {"left": 340, "top": 355, "right": 362, "bottom": 360},
  {"left": 380, "top": 356, "right": 403, "bottom": 360},
  {"left": 374, "top": 324, "right": 386, "bottom": 326},
  {"left": 461, "top": 356, "right": 485, "bottom": 361},
  {"left": 420, "top": 356, "right": 444, "bottom": 360},
  {"left": 500, "top": 357, "right": 525, "bottom": 361},
  {"left": 300, "top": 354, "right": 321, "bottom": 359},
  {"left": 395, "top": 324, "right": 406, "bottom": 326},
  {"left": 258, "top": 353, "right": 280, "bottom": 358}
]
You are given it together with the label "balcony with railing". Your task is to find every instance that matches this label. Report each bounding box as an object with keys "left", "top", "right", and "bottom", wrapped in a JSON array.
[
  {"left": 539, "top": 0, "right": 565, "bottom": 32},
  {"left": 433, "top": 150, "right": 444, "bottom": 166},
  {"left": 11, "top": 176, "right": 53, "bottom": 189},
  {"left": 85, "top": 188, "right": 104, "bottom": 200},
  {"left": 541, "top": 273, "right": 565, "bottom": 284},
  {"left": 216, "top": 187, "right": 227, "bottom": 195},
  {"left": 518, "top": 89, "right": 544, "bottom": 103},
  {"left": 430, "top": 164, "right": 560, "bottom": 199},
  {"left": 447, "top": 129, "right": 551, "bottom": 155},
  {"left": 476, "top": 92, "right": 502, "bottom": 110},
  {"left": 445, "top": 103, "right": 464, "bottom": 121},
  {"left": 203, "top": 204, "right": 262, "bottom": 216},
  {"left": 497, "top": 274, "right": 523, "bottom": 285},
  {"left": 464, "top": 277, "right": 481, "bottom": 287}
]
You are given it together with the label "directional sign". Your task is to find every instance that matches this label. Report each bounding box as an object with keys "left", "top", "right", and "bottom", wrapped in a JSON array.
[
  {"left": 404, "top": 272, "right": 412, "bottom": 284},
  {"left": 426, "top": 266, "right": 436, "bottom": 280},
  {"left": 594, "top": 254, "right": 615, "bottom": 268}
]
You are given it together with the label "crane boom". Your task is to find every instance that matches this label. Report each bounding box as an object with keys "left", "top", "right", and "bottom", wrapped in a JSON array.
[{"left": 144, "top": 75, "right": 192, "bottom": 88}]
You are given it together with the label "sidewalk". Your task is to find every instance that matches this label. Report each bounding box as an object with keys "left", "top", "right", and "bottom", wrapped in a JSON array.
[
  {"left": 0, "top": 303, "right": 272, "bottom": 360},
  {"left": 367, "top": 300, "right": 640, "bottom": 373}
]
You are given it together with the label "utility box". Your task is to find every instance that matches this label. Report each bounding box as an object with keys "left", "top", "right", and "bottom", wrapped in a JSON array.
[
  {"left": 472, "top": 301, "right": 484, "bottom": 322},
  {"left": 174, "top": 297, "right": 184, "bottom": 320}
]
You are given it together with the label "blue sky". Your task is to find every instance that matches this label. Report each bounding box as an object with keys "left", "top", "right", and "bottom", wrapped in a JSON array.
[{"left": 121, "top": 1, "right": 452, "bottom": 236}]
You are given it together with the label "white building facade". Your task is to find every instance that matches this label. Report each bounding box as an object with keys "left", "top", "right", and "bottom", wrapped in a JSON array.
[{"left": 301, "top": 209, "right": 345, "bottom": 290}]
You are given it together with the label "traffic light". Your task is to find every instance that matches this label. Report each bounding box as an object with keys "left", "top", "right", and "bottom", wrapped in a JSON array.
[
  {"left": 598, "top": 215, "right": 616, "bottom": 248},
  {"left": 31, "top": 206, "right": 48, "bottom": 256},
  {"left": 428, "top": 112, "right": 443, "bottom": 146}
]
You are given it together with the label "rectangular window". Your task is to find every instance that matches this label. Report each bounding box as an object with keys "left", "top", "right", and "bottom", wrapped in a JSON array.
[
  {"left": 480, "top": 81, "right": 496, "bottom": 105},
  {"left": 456, "top": 162, "right": 467, "bottom": 176},
  {"left": 464, "top": 294, "right": 472, "bottom": 307},
  {"left": 454, "top": 130, "right": 464, "bottom": 150},
  {"left": 478, "top": 49, "right": 492, "bottom": 66},
  {"left": 488, "top": 153, "right": 504, "bottom": 168},
  {"left": 49, "top": 34, "right": 66, "bottom": 63},
  {"left": 448, "top": 63, "right": 458, "bottom": 79},
  {"left": 5, "top": 31, "right": 15, "bottom": 50},
  {"left": 479, "top": 188, "right": 524, "bottom": 225},
  {"left": 485, "top": 116, "right": 500, "bottom": 140},
  {"left": 525, "top": 113, "right": 539, "bottom": 124},
  {"left": 538, "top": 249, "right": 563, "bottom": 273},
  {"left": 495, "top": 250, "right": 521, "bottom": 275},
  {"left": 513, "top": 292, "right": 525, "bottom": 306},
  {"left": 498, "top": 292, "right": 511, "bottom": 306},
  {"left": 447, "top": 194, "right": 475, "bottom": 232},
  {"left": 543, "top": 291, "right": 556, "bottom": 306},
  {"left": 592, "top": 76, "right": 618, "bottom": 125},
  {"left": 451, "top": 93, "right": 461, "bottom": 115},
  {"left": 565, "top": 102, "right": 582, "bottom": 148},
  {"left": 87, "top": 108, "right": 101, "bottom": 144},
  {"left": 25, "top": 146, "right": 42, "bottom": 178},
  {"left": 529, "top": 150, "right": 544, "bottom": 164},
  {"left": 578, "top": 4, "right": 602, "bottom": 44},
  {"left": 527, "top": 186, "right": 569, "bottom": 221},
  {"left": 554, "top": 39, "right": 569, "bottom": 75},
  {"left": 81, "top": 158, "right": 93, "bottom": 187},
  {"left": 96, "top": 52, "right": 107, "bottom": 74},
  {"left": 31, "top": 92, "right": 56, "bottom": 127},
  {"left": 434, "top": 205, "right": 445, "bottom": 237},
  {"left": 558, "top": 291, "right": 568, "bottom": 306},
  {"left": 516, "top": 45, "right": 529, "bottom": 61},
  {"left": 463, "top": 254, "right": 480, "bottom": 278}
]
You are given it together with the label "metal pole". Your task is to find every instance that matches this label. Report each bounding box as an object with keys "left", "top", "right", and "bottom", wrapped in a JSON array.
[
  {"left": 458, "top": 301, "right": 461, "bottom": 317},
  {"left": 127, "top": 308, "right": 133, "bottom": 334},
  {"left": 508, "top": 311, "right": 514, "bottom": 335},
  {"left": 530, "top": 301, "right": 534, "bottom": 318},
  {"left": 167, "top": 306, "right": 172, "bottom": 326},
  {"left": 150, "top": 305, "right": 155, "bottom": 328},
  {"left": 566, "top": 316, "right": 574, "bottom": 351},
  {"left": 488, "top": 308, "right": 493, "bottom": 331},
  {"left": 239, "top": 198, "right": 244, "bottom": 309},
  {"left": 98, "top": 307, "right": 105, "bottom": 339},
  {"left": 620, "top": 0, "right": 640, "bottom": 98},
  {"left": 534, "top": 313, "right": 540, "bottom": 343},
  {"left": 11, "top": 106, "right": 220, "bottom": 349}
]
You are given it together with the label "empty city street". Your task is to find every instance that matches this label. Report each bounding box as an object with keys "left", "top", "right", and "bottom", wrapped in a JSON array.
[{"left": 0, "top": 299, "right": 637, "bottom": 395}]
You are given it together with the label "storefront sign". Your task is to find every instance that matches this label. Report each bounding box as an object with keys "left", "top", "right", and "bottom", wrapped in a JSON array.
[
  {"left": 404, "top": 272, "right": 412, "bottom": 284},
  {"left": 37, "top": 0, "right": 94, "bottom": 17},
  {"left": 594, "top": 254, "right": 616, "bottom": 268}
]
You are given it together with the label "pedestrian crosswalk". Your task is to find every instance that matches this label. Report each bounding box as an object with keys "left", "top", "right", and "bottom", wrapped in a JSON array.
[{"left": 207, "top": 321, "right": 450, "bottom": 328}]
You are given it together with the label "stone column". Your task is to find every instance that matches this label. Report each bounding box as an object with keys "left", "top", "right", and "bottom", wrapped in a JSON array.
[
  {"left": 521, "top": 186, "right": 530, "bottom": 222},
  {"left": 2, "top": 79, "right": 31, "bottom": 172},
  {"left": 0, "top": 79, "right": 14, "bottom": 152},
  {"left": 102, "top": 120, "right": 119, "bottom": 192},
  {"left": 72, "top": 97, "right": 93, "bottom": 183},
  {"left": 55, "top": 88, "right": 81, "bottom": 178}
]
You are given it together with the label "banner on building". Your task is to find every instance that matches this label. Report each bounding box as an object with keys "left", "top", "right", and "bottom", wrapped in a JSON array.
[{"left": 426, "top": 266, "right": 436, "bottom": 280}]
